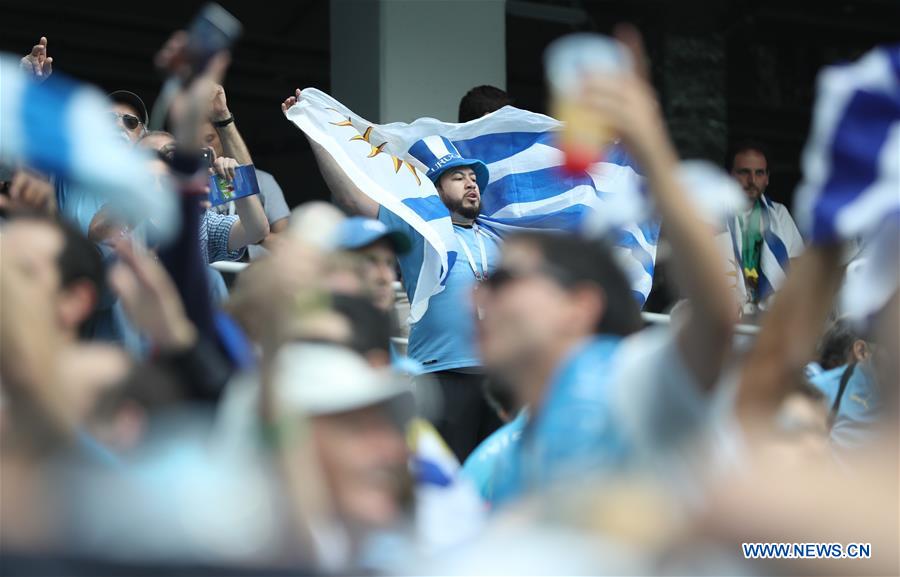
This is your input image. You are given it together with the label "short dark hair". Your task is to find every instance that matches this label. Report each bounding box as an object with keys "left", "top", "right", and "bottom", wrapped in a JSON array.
[
  {"left": 458, "top": 85, "right": 512, "bottom": 123},
  {"left": 56, "top": 218, "right": 105, "bottom": 293},
  {"left": 511, "top": 232, "right": 643, "bottom": 337},
  {"left": 727, "top": 139, "right": 771, "bottom": 172},
  {"left": 817, "top": 318, "right": 863, "bottom": 371},
  {"left": 10, "top": 213, "right": 105, "bottom": 293}
]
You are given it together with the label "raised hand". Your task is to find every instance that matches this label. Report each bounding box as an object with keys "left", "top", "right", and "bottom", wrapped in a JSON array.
[
  {"left": 210, "top": 84, "right": 231, "bottom": 122},
  {"left": 87, "top": 204, "right": 128, "bottom": 245},
  {"left": 212, "top": 155, "right": 239, "bottom": 181},
  {"left": 281, "top": 88, "right": 302, "bottom": 114},
  {"left": 0, "top": 169, "right": 56, "bottom": 214},
  {"left": 155, "top": 30, "right": 231, "bottom": 148},
  {"left": 574, "top": 26, "right": 671, "bottom": 169},
  {"left": 108, "top": 239, "right": 197, "bottom": 352},
  {"left": 20, "top": 36, "right": 53, "bottom": 81}
]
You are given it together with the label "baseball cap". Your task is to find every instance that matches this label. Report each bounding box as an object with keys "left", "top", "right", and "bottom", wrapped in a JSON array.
[
  {"left": 287, "top": 201, "right": 346, "bottom": 251},
  {"left": 271, "top": 342, "right": 413, "bottom": 418},
  {"left": 337, "top": 216, "right": 411, "bottom": 254},
  {"left": 108, "top": 90, "right": 149, "bottom": 126}
]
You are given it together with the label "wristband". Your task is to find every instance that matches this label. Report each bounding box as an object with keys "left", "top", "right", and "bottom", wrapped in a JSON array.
[{"left": 212, "top": 115, "right": 234, "bottom": 128}]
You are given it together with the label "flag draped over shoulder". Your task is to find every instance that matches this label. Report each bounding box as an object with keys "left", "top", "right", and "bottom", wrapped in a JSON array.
[
  {"left": 728, "top": 194, "right": 798, "bottom": 300},
  {"left": 287, "top": 88, "right": 657, "bottom": 321}
]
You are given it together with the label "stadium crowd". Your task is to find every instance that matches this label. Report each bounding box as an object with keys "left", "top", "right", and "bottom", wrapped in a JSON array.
[{"left": 0, "top": 16, "right": 897, "bottom": 577}]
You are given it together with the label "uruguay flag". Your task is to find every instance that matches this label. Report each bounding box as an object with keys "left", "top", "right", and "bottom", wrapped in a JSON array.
[
  {"left": 794, "top": 45, "right": 900, "bottom": 245},
  {"left": 0, "top": 55, "right": 178, "bottom": 241},
  {"left": 793, "top": 45, "right": 900, "bottom": 323},
  {"left": 287, "top": 89, "right": 657, "bottom": 321}
]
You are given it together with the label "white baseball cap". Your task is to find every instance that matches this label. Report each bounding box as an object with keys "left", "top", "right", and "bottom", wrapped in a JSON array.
[{"left": 271, "top": 342, "right": 413, "bottom": 417}]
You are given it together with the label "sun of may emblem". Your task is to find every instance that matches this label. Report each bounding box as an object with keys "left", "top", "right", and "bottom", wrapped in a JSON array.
[{"left": 328, "top": 112, "right": 421, "bottom": 186}]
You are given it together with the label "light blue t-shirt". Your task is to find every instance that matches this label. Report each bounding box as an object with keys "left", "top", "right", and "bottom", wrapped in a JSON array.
[
  {"left": 378, "top": 208, "right": 501, "bottom": 373},
  {"left": 462, "top": 410, "right": 528, "bottom": 503},
  {"left": 809, "top": 362, "right": 881, "bottom": 450},
  {"left": 490, "top": 330, "right": 709, "bottom": 507}
]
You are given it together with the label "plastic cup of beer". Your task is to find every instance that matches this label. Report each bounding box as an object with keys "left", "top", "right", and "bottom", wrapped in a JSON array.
[{"left": 545, "top": 33, "right": 632, "bottom": 174}]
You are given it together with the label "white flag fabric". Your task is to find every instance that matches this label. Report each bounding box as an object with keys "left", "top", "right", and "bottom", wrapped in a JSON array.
[{"left": 286, "top": 89, "right": 658, "bottom": 321}]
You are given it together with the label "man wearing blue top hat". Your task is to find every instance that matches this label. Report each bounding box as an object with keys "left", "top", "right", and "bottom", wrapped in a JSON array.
[
  {"left": 384, "top": 136, "right": 502, "bottom": 460},
  {"left": 308, "top": 131, "right": 503, "bottom": 460}
]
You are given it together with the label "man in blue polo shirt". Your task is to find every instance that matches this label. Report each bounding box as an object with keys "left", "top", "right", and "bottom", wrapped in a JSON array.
[{"left": 304, "top": 128, "right": 503, "bottom": 460}]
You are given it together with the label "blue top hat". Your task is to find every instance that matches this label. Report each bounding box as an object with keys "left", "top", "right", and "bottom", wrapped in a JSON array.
[{"left": 407, "top": 135, "right": 490, "bottom": 193}]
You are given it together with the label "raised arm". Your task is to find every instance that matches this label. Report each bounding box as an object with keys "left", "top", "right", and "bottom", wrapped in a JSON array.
[
  {"left": 209, "top": 154, "right": 269, "bottom": 250},
  {"left": 206, "top": 85, "right": 270, "bottom": 247},
  {"left": 282, "top": 89, "right": 379, "bottom": 218},
  {"left": 736, "top": 245, "right": 843, "bottom": 419},
  {"left": 581, "top": 27, "right": 737, "bottom": 390},
  {"left": 210, "top": 84, "right": 252, "bottom": 165}
]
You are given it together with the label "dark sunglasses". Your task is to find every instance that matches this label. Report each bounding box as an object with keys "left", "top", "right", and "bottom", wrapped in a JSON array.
[
  {"left": 482, "top": 263, "right": 574, "bottom": 292},
  {"left": 111, "top": 112, "right": 143, "bottom": 131}
]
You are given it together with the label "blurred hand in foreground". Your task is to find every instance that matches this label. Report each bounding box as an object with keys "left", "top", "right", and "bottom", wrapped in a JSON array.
[
  {"left": 155, "top": 31, "right": 231, "bottom": 149},
  {"left": 0, "top": 169, "right": 56, "bottom": 214},
  {"left": 108, "top": 239, "right": 197, "bottom": 353}
]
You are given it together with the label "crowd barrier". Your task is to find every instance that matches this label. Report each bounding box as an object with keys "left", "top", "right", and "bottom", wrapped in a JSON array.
[{"left": 210, "top": 262, "right": 762, "bottom": 339}]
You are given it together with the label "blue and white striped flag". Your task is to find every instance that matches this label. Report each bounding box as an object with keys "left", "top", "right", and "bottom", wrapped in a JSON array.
[
  {"left": 0, "top": 55, "right": 178, "bottom": 240},
  {"left": 792, "top": 45, "right": 900, "bottom": 321},
  {"left": 794, "top": 45, "right": 900, "bottom": 245},
  {"left": 287, "top": 89, "right": 657, "bottom": 321},
  {"left": 728, "top": 194, "right": 801, "bottom": 300}
]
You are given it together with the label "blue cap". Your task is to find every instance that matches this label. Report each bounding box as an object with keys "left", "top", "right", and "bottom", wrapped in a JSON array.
[
  {"left": 407, "top": 135, "right": 489, "bottom": 193},
  {"left": 337, "top": 217, "right": 411, "bottom": 254}
]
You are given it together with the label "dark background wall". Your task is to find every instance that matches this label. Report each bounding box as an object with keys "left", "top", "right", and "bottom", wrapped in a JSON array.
[
  {"left": 2, "top": 0, "right": 898, "bottom": 215},
  {"left": 0, "top": 0, "right": 331, "bottom": 209},
  {"left": 507, "top": 0, "right": 900, "bottom": 209}
]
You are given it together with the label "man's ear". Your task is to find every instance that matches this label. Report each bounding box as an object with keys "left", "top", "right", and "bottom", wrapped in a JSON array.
[
  {"left": 851, "top": 339, "right": 870, "bottom": 363},
  {"left": 570, "top": 284, "right": 606, "bottom": 336},
  {"left": 58, "top": 280, "right": 97, "bottom": 331}
]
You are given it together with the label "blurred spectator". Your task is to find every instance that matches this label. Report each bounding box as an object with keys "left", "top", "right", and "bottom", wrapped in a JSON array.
[
  {"left": 336, "top": 216, "right": 410, "bottom": 313},
  {"left": 816, "top": 317, "right": 868, "bottom": 371},
  {"left": 331, "top": 294, "right": 394, "bottom": 368},
  {"left": 461, "top": 379, "right": 527, "bottom": 503},
  {"left": 266, "top": 343, "right": 413, "bottom": 570},
  {"left": 2, "top": 214, "right": 104, "bottom": 341},
  {"left": 0, "top": 166, "right": 56, "bottom": 216},
  {"left": 479, "top": 30, "right": 737, "bottom": 505}
]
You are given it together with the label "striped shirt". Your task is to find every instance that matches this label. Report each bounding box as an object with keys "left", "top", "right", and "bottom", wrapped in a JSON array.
[{"left": 200, "top": 209, "right": 244, "bottom": 264}]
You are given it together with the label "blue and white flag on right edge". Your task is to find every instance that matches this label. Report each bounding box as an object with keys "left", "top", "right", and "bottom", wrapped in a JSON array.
[
  {"left": 287, "top": 89, "right": 658, "bottom": 322},
  {"left": 792, "top": 45, "right": 900, "bottom": 324},
  {"left": 793, "top": 45, "right": 900, "bottom": 245}
]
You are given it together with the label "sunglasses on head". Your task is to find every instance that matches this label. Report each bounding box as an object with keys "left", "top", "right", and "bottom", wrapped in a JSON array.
[{"left": 111, "top": 112, "right": 143, "bottom": 131}]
